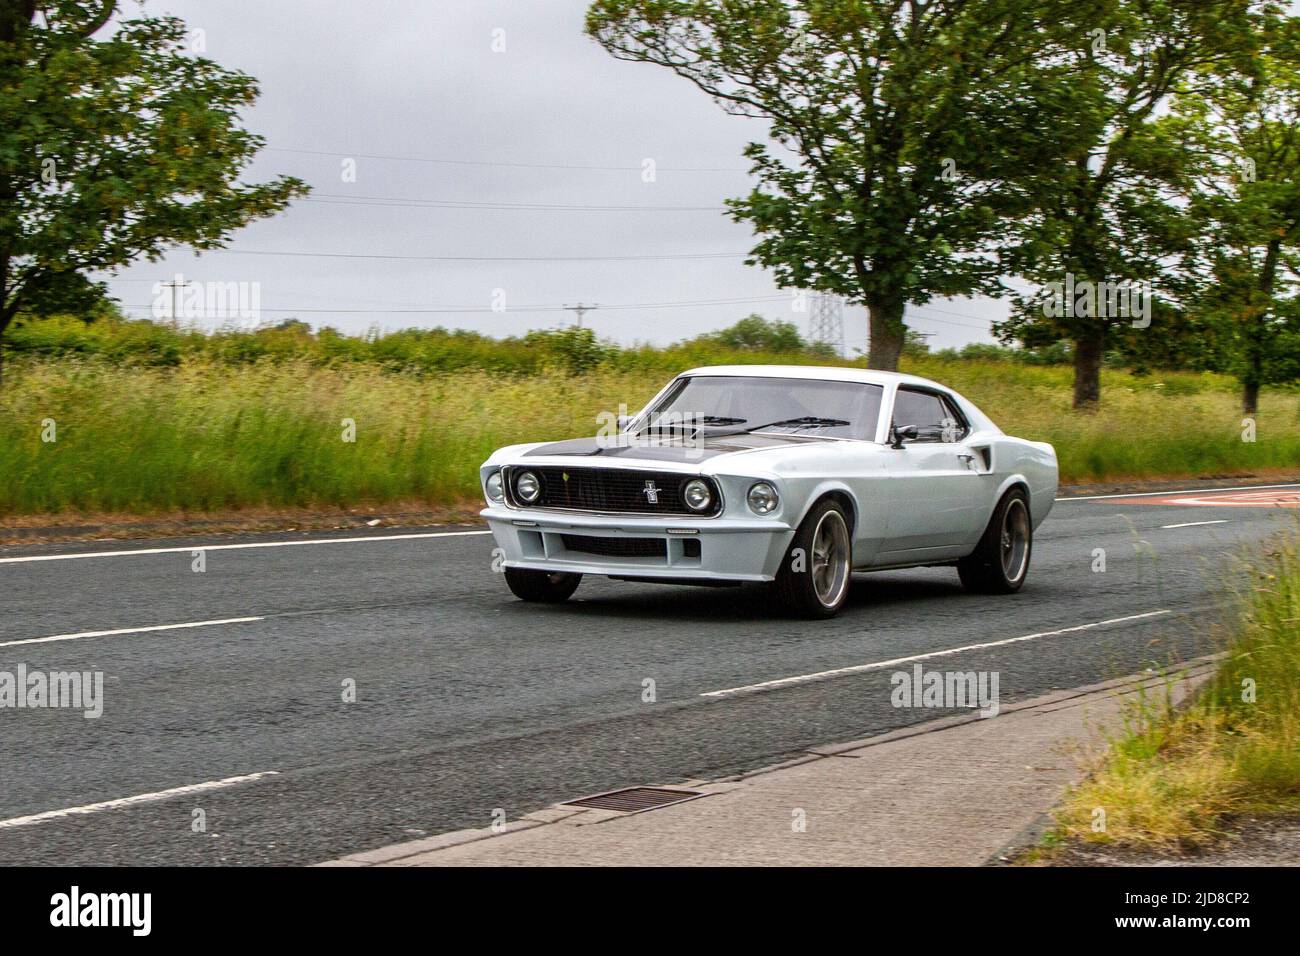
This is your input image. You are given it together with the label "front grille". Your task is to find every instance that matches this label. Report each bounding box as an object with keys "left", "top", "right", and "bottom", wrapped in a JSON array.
[
  {"left": 561, "top": 534, "right": 666, "bottom": 558},
  {"left": 507, "top": 466, "right": 720, "bottom": 516}
]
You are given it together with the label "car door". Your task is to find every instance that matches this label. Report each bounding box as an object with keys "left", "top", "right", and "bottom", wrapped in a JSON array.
[{"left": 875, "top": 385, "right": 986, "bottom": 560}]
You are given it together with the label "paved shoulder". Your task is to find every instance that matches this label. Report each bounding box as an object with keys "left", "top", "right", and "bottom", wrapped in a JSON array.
[{"left": 327, "top": 664, "right": 1213, "bottom": 867}]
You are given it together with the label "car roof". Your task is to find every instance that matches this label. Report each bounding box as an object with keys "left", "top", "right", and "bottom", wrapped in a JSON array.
[{"left": 679, "top": 364, "right": 948, "bottom": 391}]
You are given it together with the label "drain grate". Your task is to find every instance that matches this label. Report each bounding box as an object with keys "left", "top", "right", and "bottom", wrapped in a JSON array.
[{"left": 563, "top": 786, "right": 705, "bottom": 814}]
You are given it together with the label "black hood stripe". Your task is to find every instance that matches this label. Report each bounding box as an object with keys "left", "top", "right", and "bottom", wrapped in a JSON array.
[{"left": 523, "top": 433, "right": 830, "bottom": 463}]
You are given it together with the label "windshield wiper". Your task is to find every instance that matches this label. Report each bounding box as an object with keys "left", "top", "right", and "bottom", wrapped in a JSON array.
[
  {"left": 749, "top": 416, "right": 851, "bottom": 431},
  {"left": 634, "top": 414, "right": 745, "bottom": 436}
]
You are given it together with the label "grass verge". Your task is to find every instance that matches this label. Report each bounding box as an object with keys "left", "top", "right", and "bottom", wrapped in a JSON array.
[
  {"left": 1, "top": 357, "right": 1298, "bottom": 516},
  {"left": 1041, "top": 525, "right": 1300, "bottom": 854}
]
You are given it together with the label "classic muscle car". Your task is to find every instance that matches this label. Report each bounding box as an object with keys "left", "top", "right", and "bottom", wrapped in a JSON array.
[{"left": 480, "top": 366, "right": 1058, "bottom": 618}]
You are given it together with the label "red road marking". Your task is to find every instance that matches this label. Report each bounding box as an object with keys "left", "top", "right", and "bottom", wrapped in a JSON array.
[{"left": 1114, "top": 489, "right": 1300, "bottom": 509}]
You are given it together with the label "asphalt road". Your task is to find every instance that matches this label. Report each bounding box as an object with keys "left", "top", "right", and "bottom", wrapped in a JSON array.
[{"left": 0, "top": 485, "right": 1295, "bottom": 865}]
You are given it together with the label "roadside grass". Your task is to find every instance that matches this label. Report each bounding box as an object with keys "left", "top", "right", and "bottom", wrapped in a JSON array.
[
  {"left": 1, "top": 357, "right": 1298, "bottom": 516},
  {"left": 1044, "top": 525, "right": 1300, "bottom": 852}
]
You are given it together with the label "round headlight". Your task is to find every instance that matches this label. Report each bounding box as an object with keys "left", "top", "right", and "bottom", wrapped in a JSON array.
[
  {"left": 485, "top": 471, "right": 505, "bottom": 502},
  {"left": 683, "top": 478, "right": 713, "bottom": 512},
  {"left": 515, "top": 471, "right": 541, "bottom": 503},
  {"left": 747, "top": 481, "right": 779, "bottom": 515}
]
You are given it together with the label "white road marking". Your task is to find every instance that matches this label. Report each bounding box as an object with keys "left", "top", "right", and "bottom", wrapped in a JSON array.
[
  {"left": 1057, "top": 482, "right": 1300, "bottom": 502},
  {"left": 1160, "top": 520, "right": 1229, "bottom": 530},
  {"left": 0, "top": 529, "right": 492, "bottom": 565},
  {"left": 0, "top": 616, "right": 265, "bottom": 650},
  {"left": 0, "top": 772, "right": 280, "bottom": 830},
  {"left": 0, "top": 482, "right": 1292, "bottom": 565},
  {"left": 700, "top": 610, "right": 1173, "bottom": 698}
]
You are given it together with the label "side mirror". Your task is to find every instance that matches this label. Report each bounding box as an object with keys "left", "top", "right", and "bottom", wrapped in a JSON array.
[
  {"left": 889, "top": 424, "right": 920, "bottom": 449},
  {"left": 617, "top": 414, "right": 633, "bottom": 433}
]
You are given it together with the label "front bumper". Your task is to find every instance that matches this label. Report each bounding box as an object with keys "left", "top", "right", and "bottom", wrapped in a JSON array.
[{"left": 481, "top": 506, "right": 795, "bottom": 582}]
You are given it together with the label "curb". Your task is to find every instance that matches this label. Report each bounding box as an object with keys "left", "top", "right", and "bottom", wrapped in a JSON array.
[
  {"left": 984, "top": 654, "right": 1223, "bottom": 866},
  {"left": 319, "top": 658, "right": 1221, "bottom": 868}
]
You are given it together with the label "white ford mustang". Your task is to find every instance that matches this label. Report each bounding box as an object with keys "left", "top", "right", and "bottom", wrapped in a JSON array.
[{"left": 480, "top": 365, "right": 1058, "bottom": 618}]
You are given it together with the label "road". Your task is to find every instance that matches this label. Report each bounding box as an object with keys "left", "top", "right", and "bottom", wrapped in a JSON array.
[{"left": 0, "top": 485, "right": 1294, "bottom": 865}]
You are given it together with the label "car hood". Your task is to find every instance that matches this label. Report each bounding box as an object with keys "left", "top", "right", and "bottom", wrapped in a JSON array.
[{"left": 521, "top": 432, "right": 834, "bottom": 464}]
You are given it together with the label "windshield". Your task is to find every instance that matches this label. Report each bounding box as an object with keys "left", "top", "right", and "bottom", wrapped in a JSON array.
[{"left": 643, "top": 375, "right": 884, "bottom": 441}]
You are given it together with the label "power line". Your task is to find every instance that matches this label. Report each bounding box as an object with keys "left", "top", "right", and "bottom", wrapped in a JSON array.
[
  {"left": 908, "top": 305, "right": 996, "bottom": 330},
  {"left": 203, "top": 248, "right": 748, "bottom": 263},
  {"left": 299, "top": 193, "right": 728, "bottom": 213},
  {"left": 98, "top": 277, "right": 1004, "bottom": 324},
  {"left": 113, "top": 293, "right": 790, "bottom": 316},
  {"left": 265, "top": 145, "right": 748, "bottom": 174}
]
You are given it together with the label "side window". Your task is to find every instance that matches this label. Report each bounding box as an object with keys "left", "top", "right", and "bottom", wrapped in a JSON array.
[
  {"left": 892, "top": 388, "right": 968, "bottom": 443},
  {"left": 937, "top": 394, "right": 969, "bottom": 442}
]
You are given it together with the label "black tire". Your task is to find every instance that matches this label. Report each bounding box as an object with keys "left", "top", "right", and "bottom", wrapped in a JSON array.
[
  {"left": 771, "top": 498, "right": 853, "bottom": 619},
  {"left": 958, "top": 488, "right": 1032, "bottom": 594},
  {"left": 503, "top": 567, "right": 582, "bottom": 603}
]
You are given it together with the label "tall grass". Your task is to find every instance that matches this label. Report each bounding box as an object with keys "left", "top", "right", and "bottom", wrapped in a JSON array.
[
  {"left": 1050, "top": 526, "right": 1300, "bottom": 848},
  {"left": 0, "top": 358, "right": 1297, "bottom": 516}
]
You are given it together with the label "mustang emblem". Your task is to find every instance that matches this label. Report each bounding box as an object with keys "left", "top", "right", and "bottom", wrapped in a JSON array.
[{"left": 643, "top": 480, "right": 660, "bottom": 504}]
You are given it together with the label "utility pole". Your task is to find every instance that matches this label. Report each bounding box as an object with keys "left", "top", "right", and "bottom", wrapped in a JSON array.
[
  {"left": 563, "top": 302, "right": 598, "bottom": 328},
  {"left": 808, "top": 293, "right": 845, "bottom": 358},
  {"left": 159, "top": 275, "right": 188, "bottom": 326}
]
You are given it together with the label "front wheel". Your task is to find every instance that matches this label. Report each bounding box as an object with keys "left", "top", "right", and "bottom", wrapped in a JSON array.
[
  {"left": 504, "top": 567, "right": 582, "bottom": 603},
  {"left": 958, "top": 489, "right": 1032, "bottom": 594},
  {"left": 771, "top": 499, "right": 853, "bottom": 618}
]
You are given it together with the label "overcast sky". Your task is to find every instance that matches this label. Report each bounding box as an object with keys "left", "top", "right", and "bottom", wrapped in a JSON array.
[{"left": 101, "top": 0, "right": 1003, "bottom": 353}]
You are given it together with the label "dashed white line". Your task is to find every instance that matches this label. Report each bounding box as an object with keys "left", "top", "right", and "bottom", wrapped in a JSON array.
[
  {"left": 0, "top": 616, "right": 265, "bottom": 650},
  {"left": 1057, "top": 482, "right": 1300, "bottom": 502},
  {"left": 0, "top": 772, "right": 281, "bottom": 830},
  {"left": 700, "top": 610, "right": 1173, "bottom": 698},
  {"left": 0, "top": 529, "right": 492, "bottom": 564},
  {"left": 1160, "top": 520, "right": 1230, "bottom": 530}
]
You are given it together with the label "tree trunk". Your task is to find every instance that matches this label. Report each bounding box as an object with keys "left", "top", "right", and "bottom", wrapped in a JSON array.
[
  {"left": 1242, "top": 380, "right": 1260, "bottom": 416},
  {"left": 0, "top": 313, "right": 11, "bottom": 391},
  {"left": 866, "top": 298, "right": 905, "bottom": 371},
  {"left": 1072, "top": 324, "right": 1104, "bottom": 410},
  {"left": 1240, "top": 237, "right": 1282, "bottom": 417}
]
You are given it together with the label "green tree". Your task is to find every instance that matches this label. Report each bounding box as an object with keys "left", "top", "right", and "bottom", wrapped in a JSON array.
[
  {"left": 523, "top": 326, "right": 614, "bottom": 374},
  {"left": 706, "top": 313, "right": 805, "bottom": 351},
  {"left": 0, "top": 0, "right": 305, "bottom": 382},
  {"left": 901, "top": 328, "right": 932, "bottom": 358},
  {"left": 1170, "top": 12, "right": 1300, "bottom": 414},
  {"left": 586, "top": 0, "right": 1078, "bottom": 371},
  {"left": 995, "top": 0, "right": 1262, "bottom": 408}
]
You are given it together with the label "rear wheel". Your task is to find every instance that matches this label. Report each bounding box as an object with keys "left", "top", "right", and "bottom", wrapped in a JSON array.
[
  {"left": 958, "top": 489, "right": 1032, "bottom": 594},
  {"left": 772, "top": 499, "right": 853, "bottom": 618},
  {"left": 504, "top": 567, "right": 582, "bottom": 603}
]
